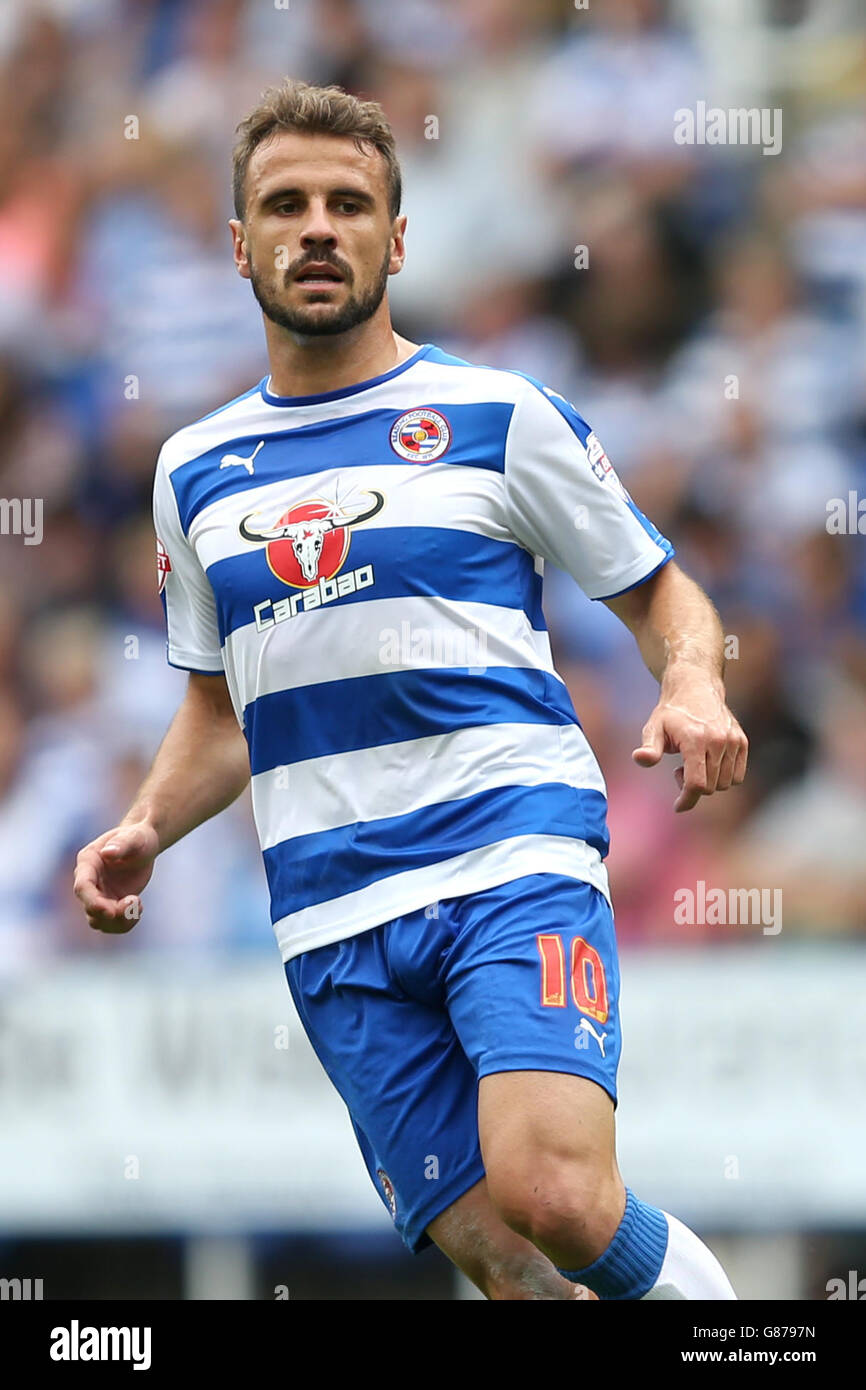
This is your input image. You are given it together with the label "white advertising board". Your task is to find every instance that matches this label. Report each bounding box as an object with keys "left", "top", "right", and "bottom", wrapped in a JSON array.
[{"left": 0, "top": 945, "right": 862, "bottom": 1233}]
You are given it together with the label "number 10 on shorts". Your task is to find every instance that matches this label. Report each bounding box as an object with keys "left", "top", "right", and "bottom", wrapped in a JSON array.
[{"left": 536, "top": 934, "right": 609, "bottom": 1023}]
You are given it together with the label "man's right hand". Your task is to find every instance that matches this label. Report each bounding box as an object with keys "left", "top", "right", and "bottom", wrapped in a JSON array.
[{"left": 73, "top": 822, "right": 160, "bottom": 934}]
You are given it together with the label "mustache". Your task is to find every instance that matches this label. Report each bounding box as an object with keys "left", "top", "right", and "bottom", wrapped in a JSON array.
[{"left": 285, "top": 252, "right": 353, "bottom": 284}]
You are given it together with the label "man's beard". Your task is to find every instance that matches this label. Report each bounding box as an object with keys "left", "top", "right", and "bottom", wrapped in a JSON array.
[{"left": 249, "top": 246, "right": 392, "bottom": 337}]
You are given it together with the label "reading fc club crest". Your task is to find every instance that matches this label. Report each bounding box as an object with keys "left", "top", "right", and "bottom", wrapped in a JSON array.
[
  {"left": 390, "top": 408, "right": 451, "bottom": 463},
  {"left": 376, "top": 1168, "right": 398, "bottom": 1220}
]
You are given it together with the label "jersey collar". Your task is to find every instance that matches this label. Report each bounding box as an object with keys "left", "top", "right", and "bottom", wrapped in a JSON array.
[{"left": 260, "top": 343, "right": 435, "bottom": 407}]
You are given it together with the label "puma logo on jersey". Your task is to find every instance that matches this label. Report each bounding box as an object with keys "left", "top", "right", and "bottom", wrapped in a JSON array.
[
  {"left": 220, "top": 440, "right": 264, "bottom": 475},
  {"left": 577, "top": 1017, "right": 608, "bottom": 1057}
]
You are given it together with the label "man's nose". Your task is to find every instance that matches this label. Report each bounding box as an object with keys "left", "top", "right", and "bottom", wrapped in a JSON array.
[{"left": 299, "top": 200, "right": 338, "bottom": 248}]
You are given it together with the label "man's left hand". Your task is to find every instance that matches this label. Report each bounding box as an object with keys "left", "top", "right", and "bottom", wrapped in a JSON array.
[{"left": 632, "top": 667, "right": 748, "bottom": 812}]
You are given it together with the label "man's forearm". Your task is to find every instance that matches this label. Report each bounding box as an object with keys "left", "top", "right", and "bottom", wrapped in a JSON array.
[
  {"left": 605, "top": 560, "right": 747, "bottom": 810},
  {"left": 607, "top": 561, "right": 726, "bottom": 688},
  {"left": 121, "top": 675, "right": 251, "bottom": 852}
]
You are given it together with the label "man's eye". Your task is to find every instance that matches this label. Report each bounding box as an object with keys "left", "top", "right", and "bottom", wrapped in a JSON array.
[
  {"left": 337, "top": 202, "right": 360, "bottom": 214},
  {"left": 275, "top": 202, "right": 298, "bottom": 214}
]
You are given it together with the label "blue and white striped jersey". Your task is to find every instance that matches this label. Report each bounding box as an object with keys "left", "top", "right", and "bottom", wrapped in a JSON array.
[{"left": 153, "top": 343, "right": 674, "bottom": 961}]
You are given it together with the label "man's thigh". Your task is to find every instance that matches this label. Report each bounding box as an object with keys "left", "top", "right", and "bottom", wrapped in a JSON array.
[
  {"left": 478, "top": 1069, "right": 622, "bottom": 1195},
  {"left": 475, "top": 1070, "right": 626, "bottom": 1272}
]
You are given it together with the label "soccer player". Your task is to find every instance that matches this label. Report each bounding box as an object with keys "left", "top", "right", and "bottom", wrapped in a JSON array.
[{"left": 74, "top": 80, "right": 748, "bottom": 1301}]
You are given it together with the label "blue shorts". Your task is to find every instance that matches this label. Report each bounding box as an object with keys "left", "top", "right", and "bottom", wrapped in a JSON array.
[{"left": 283, "top": 872, "right": 621, "bottom": 1254}]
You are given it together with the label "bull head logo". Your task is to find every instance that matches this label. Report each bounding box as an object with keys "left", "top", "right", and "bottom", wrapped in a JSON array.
[{"left": 240, "top": 490, "right": 384, "bottom": 585}]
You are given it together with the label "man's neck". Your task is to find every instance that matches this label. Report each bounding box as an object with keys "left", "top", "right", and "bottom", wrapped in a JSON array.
[{"left": 264, "top": 316, "right": 421, "bottom": 398}]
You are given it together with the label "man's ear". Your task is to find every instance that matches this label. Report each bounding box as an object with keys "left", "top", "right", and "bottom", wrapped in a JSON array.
[
  {"left": 229, "top": 218, "right": 251, "bottom": 279},
  {"left": 389, "top": 213, "right": 407, "bottom": 276}
]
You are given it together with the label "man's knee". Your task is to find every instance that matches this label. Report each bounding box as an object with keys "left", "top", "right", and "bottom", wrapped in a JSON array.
[
  {"left": 486, "top": 1154, "right": 625, "bottom": 1263},
  {"left": 426, "top": 1177, "right": 585, "bottom": 1300}
]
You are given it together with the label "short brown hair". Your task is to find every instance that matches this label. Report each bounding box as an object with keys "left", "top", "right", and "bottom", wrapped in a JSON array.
[{"left": 232, "top": 78, "right": 402, "bottom": 221}]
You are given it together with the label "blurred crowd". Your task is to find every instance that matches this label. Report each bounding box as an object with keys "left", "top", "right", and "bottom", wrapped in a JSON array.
[{"left": 0, "top": 0, "right": 864, "bottom": 968}]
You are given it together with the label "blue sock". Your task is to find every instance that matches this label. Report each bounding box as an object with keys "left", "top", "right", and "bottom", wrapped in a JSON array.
[{"left": 557, "top": 1188, "right": 669, "bottom": 1300}]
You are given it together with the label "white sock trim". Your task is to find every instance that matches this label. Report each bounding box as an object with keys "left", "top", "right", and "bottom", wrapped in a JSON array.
[{"left": 640, "top": 1211, "right": 737, "bottom": 1300}]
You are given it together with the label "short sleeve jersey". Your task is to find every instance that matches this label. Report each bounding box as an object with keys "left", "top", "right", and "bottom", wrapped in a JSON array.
[{"left": 154, "top": 344, "right": 674, "bottom": 960}]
